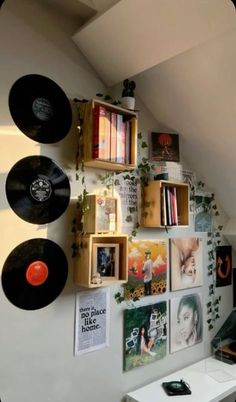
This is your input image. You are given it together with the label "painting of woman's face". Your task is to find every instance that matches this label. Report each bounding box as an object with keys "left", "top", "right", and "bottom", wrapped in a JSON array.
[{"left": 177, "top": 305, "right": 196, "bottom": 343}]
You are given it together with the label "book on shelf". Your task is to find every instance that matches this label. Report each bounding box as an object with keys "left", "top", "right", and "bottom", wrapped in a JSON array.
[
  {"left": 92, "top": 104, "right": 134, "bottom": 164},
  {"left": 110, "top": 112, "right": 117, "bottom": 162},
  {"left": 93, "top": 104, "right": 106, "bottom": 159},
  {"left": 163, "top": 186, "right": 178, "bottom": 226},
  {"left": 116, "top": 114, "right": 125, "bottom": 163}
]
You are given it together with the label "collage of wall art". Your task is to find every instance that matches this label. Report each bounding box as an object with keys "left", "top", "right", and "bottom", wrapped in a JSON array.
[{"left": 123, "top": 237, "right": 204, "bottom": 372}]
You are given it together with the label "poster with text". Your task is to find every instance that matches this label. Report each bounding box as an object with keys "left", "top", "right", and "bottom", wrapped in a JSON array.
[
  {"left": 124, "top": 301, "right": 167, "bottom": 371},
  {"left": 74, "top": 288, "right": 110, "bottom": 355}
]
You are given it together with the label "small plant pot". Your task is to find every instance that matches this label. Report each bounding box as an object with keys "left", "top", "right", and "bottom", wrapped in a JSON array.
[{"left": 121, "top": 96, "right": 135, "bottom": 110}]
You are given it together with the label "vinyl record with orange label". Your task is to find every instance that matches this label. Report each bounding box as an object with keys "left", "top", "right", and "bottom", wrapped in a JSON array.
[
  {"left": 1, "top": 238, "right": 68, "bottom": 310},
  {"left": 5, "top": 155, "right": 70, "bottom": 224},
  {"left": 8, "top": 74, "right": 72, "bottom": 143}
]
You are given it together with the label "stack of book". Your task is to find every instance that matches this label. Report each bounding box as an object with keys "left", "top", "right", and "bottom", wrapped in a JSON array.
[
  {"left": 161, "top": 186, "right": 178, "bottom": 226},
  {"left": 92, "top": 104, "right": 134, "bottom": 164}
]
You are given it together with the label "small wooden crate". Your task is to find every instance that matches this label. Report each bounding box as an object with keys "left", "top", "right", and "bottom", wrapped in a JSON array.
[
  {"left": 83, "top": 195, "right": 118, "bottom": 234},
  {"left": 141, "top": 180, "right": 189, "bottom": 228},
  {"left": 74, "top": 233, "right": 128, "bottom": 288},
  {"left": 79, "top": 99, "right": 137, "bottom": 171}
]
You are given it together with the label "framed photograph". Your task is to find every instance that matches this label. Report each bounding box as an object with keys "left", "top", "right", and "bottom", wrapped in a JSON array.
[
  {"left": 125, "top": 239, "right": 167, "bottom": 300},
  {"left": 150, "top": 132, "right": 180, "bottom": 162},
  {"left": 92, "top": 243, "right": 119, "bottom": 280},
  {"left": 123, "top": 301, "right": 167, "bottom": 371},
  {"left": 170, "top": 237, "right": 203, "bottom": 291},
  {"left": 170, "top": 293, "right": 203, "bottom": 353}
]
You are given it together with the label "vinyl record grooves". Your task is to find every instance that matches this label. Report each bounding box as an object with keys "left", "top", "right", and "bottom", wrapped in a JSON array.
[
  {"left": 2, "top": 238, "right": 68, "bottom": 310},
  {"left": 8, "top": 74, "right": 72, "bottom": 143},
  {"left": 6, "top": 155, "right": 70, "bottom": 224}
]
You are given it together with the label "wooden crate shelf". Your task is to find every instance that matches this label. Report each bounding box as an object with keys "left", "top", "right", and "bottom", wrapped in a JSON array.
[
  {"left": 141, "top": 180, "right": 189, "bottom": 228},
  {"left": 79, "top": 99, "right": 137, "bottom": 171},
  {"left": 74, "top": 233, "right": 128, "bottom": 288}
]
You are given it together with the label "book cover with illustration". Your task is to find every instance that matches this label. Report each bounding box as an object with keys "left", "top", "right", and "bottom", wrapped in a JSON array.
[
  {"left": 125, "top": 239, "right": 167, "bottom": 300},
  {"left": 124, "top": 302, "right": 167, "bottom": 371},
  {"left": 150, "top": 132, "right": 180, "bottom": 162}
]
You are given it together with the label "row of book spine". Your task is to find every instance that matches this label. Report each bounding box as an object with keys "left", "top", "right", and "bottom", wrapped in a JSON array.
[
  {"left": 162, "top": 186, "right": 179, "bottom": 226},
  {"left": 92, "top": 104, "right": 134, "bottom": 164}
]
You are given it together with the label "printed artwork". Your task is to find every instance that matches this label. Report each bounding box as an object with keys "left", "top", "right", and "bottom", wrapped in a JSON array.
[
  {"left": 194, "top": 191, "right": 213, "bottom": 232},
  {"left": 170, "top": 293, "right": 203, "bottom": 353},
  {"left": 216, "top": 245, "right": 232, "bottom": 287},
  {"left": 125, "top": 239, "right": 167, "bottom": 299},
  {"left": 170, "top": 237, "right": 203, "bottom": 291},
  {"left": 96, "top": 196, "right": 116, "bottom": 232},
  {"left": 150, "top": 132, "right": 179, "bottom": 162},
  {"left": 74, "top": 288, "right": 110, "bottom": 355},
  {"left": 124, "top": 302, "right": 167, "bottom": 371}
]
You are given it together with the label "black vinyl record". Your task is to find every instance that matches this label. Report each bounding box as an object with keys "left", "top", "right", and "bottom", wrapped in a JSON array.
[
  {"left": 6, "top": 155, "right": 70, "bottom": 224},
  {"left": 8, "top": 74, "right": 72, "bottom": 143},
  {"left": 2, "top": 238, "right": 68, "bottom": 310}
]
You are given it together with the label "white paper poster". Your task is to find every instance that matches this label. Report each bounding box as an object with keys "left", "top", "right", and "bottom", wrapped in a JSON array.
[{"left": 74, "top": 288, "right": 110, "bottom": 355}]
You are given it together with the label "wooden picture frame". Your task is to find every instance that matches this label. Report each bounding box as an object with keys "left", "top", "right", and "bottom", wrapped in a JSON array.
[{"left": 92, "top": 243, "right": 119, "bottom": 281}]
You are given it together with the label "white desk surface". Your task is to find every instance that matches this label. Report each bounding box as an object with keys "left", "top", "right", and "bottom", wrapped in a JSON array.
[{"left": 126, "top": 357, "right": 236, "bottom": 402}]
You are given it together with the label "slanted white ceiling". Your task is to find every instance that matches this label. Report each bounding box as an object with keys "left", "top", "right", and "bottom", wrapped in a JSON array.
[
  {"left": 72, "top": 0, "right": 236, "bottom": 239},
  {"left": 73, "top": 0, "right": 235, "bottom": 86}
]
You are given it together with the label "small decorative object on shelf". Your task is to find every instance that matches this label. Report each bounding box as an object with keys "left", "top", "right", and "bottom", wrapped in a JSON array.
[
  {"left": 74, "top": 234, "right": 128, "bottom": 288},
  {"left": 141, "top": 180, "right": 189, "bottom": 228},
  {"left": 83, "top": 195, "right": 117, "bottom": 234},
  {"left": 77, "top": 98, "right": 137, "bottom": 171},
  {"left": 121, "top": 79, "right": 136, "bottom": 110}
]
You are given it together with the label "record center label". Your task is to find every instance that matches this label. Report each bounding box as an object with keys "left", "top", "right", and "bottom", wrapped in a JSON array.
[
  {"left": 32, "top": 97, "right": 53, "bottom": 121},
  {"left": 26, "top": 260, "right": 49, "bottom": 286},
  {"left": 30, "top": 178, "right": 52, "bottom": 202}
]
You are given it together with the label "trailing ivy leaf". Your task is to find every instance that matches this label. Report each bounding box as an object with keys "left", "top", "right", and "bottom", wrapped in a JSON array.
[
  {"left": 114, "top": 179, "right": 120, "bottom": 185},
  {"left": 126, "top": 215, "right": 133, "bottom": 223},
  {"left": 76, "top": 173, "right": 79, "bottom": 181},
  {"left": 207, "top": 319, "right": 212, "bottom": 324},
  {"left": 208, "top": 324, "right": 213, "bottom": 330},
  {"left": 104, "top": 95, "right": 112, "bottom": 101},
  {"left": 215, "top": 314, "right": 220, "bottom": 320},
  {"left": 207, "top": 302, "right": 212, "bottom": 307},
  {"left": 138, "top": 132, "right": 142, "bottom": 139}
]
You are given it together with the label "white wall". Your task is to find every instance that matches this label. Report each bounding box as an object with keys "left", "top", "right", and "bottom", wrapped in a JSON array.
[{"left": 0, "top": 2, "right": 234, "bottom": 402}]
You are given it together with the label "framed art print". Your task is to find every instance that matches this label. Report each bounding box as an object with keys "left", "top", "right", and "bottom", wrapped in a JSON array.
[
  {"left": 150, "top": 132, "right": 180, "bottom": 162},
  {"left": 124, "top": 301, "right": 167, "bottom": 371},
  {"left": 170, "top": 293, "right": 203, "bottom": 353},
  {"left": 92, "top": 243, "right": 119, "bottom": 281},
  {"left": 125, "top": 239, "right": 167, "bottom": 299},
  {"left": 170, "top": 237, "right": 203, "bottom": 291}
]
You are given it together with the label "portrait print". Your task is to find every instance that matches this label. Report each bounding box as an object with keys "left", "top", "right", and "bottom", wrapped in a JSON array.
[
  {"left": 125, "top": 239, "right": 167, "bottom": 300},
  {"left": 170, "top": 237, "right": 203, "bottom": 291},
  {"left": 124, "top": 301, "right": 167, "bottom": 371},
  {"left": 170, "top": 293, "right": 203, "bottom": 353}
]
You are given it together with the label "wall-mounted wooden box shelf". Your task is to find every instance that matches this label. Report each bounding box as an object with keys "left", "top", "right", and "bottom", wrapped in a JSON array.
[
  {"left": 79, "top": 99, "right": 137, "bottom": 171},
  {"left": 74, "top": 234, "right": 128, "bottom": 288},
  {"left": 141, "top": 180, "right": 189, "bottom": 228}
]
